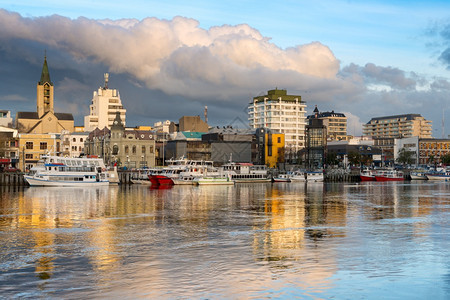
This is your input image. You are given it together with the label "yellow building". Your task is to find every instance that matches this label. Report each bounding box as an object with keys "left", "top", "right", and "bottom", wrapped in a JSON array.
[
  {"left": 19, "top": 133, "right": 60, "bottom": 171},
  {"left": 265, "top": 132, "right": 285, "bottom": 168},
  {"left": 15, "top": 56, "right": 74, "bottom": 134}
]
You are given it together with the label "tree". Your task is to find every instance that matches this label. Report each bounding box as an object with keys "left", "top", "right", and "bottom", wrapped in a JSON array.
[
  {"left": 348, "top": 151, "right": 361, "bottom": 166},
  {"left": 441, "top": 153, "right": 450, "bottom": 165},
  {"left": 326, "top": 152, "right": 338, "bottom": 166},
  {"left": 396, "top": 147, "right": 414, "bottom": 165}
]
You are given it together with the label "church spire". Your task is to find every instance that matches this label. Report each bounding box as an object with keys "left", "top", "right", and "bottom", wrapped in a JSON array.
[{"left": 39, "top": 54, "right": 53, "bottom": 86}]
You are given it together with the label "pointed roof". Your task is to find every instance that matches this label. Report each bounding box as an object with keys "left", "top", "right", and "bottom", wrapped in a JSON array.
[
  {"left": 111, "top": 111, "right": 124, "bottom": 130},
  {"left": 313, "top": 105, "right": 319, "bottom": 113},
  {"left": 39, "top": 55, "right": 53, "bottom": 86}
]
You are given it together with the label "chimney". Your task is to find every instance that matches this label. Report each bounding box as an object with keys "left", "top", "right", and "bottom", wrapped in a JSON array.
[{"left": 204, "top": 106, "right": 208, "bottom": 124}]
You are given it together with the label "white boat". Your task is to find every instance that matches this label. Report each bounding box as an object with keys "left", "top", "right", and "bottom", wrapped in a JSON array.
[
  {"left": 289, "top": 170, "right": 306, "bottom": 182},
  {"left": 194, "top": 174, "right": 234, "bottom": 185},
  {"left": 409, "top": 170, "right": 428, "bottom": 180},
  {"left": 305, "top": 171, "right": 324, "bottom": 182},
  {"left": 24, "top": 155, "right": 110, "bottom": 186},
  {"left": 220, "top": 162, "right": 271, "bottom": 183},
  {"left": 272, "top": 173, "right": 291, "bottom": 182},
  {"left": 426, "top": 171, "right": 450, "bottom": 181}
]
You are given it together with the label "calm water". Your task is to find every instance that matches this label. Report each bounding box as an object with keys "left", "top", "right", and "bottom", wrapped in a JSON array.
[{"left": 0, "top": 181, "right": 449, "bottom": 299}]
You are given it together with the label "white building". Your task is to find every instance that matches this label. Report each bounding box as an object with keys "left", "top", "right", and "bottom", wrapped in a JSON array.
[
  {"left": 61, "top": 130, "right": 89, "bottom": 157},
  {"left": 153, "top": 120, "right": 171, "bottom": 133},
  {"left": 0, "top": 110, "right": 13, "bottom": 127},
  {"left": 84, "top": 73, "right": 126, "bottom": 132},
  {"left": 248, "top": 88, "right": 307, "bottom": 153}
]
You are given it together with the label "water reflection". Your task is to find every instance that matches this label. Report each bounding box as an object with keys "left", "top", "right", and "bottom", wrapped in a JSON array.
[{"left": 0, "top": 182, "right": 448, "bottom": 298}]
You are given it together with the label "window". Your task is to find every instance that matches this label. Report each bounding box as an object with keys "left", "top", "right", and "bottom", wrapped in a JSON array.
[
  {"left": 142, "top": 146, "right": 146, "bottom": 154},
  {"left": 40, "top": 142, "right": 47, "bottom": 150},
  {"left": 73, "top": 138, "right": 76, "bottom": 142},
  {"left": 124, "top": 145, "right": 129, "bottom": 154},
  {"left": 277, "top": 137, "right": 281, "bottom": 143},
  {"left": 132, "top": 145, "right": 136, "bottom": 154},
  {"left": 26, "top": 142, "right": 33, "bottom": 149},
  {"left": 25, "top": 154, "right": 33, "bottom": 159},
  {"left": 80, "top": 138, "right": 83, "bottom": 142},
  {"left": 113, "top": 145, "right": 119, "bottom": 155},
  {"left": 149, "top": 146, "right": 154, "bottom": 153}
]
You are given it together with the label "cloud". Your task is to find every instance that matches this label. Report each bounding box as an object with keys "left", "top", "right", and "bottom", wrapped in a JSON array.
[
  {"left": 0, "top": 94, "right": 28, "bottom": 101},
  {"left": 0, "top": 9, "right": 340, "bottom": 101},
  {"left": 341, "top": 63, "right": 416, "bottom": 90},
  {"left": 0, "top": 9, "right": 448, "bottom": 138}
]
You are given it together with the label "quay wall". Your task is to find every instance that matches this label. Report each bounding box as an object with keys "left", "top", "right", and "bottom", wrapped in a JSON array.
[
  {"left": 0, "top": 173, "right": 27, "bottom": 186},
  {"left": 0, "top": 171, "right": 411, "bottom": 186}
]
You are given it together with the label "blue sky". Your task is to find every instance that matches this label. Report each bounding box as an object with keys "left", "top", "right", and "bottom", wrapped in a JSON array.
[{"left": 1, "top": 0, "right": 450, "bottom": 136}]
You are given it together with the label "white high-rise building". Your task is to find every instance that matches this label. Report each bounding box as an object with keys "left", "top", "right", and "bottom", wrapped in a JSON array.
[
  {"left": 84, "top": 73, "right": 126, "bottom": 132},
  {"left": 248, "top": 88, "right": 307, "bottom": 153}
]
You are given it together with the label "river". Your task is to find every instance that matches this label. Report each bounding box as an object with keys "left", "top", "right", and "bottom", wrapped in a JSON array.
[{"left": 0, "top": 181, "right": 449, "bottom": 299}]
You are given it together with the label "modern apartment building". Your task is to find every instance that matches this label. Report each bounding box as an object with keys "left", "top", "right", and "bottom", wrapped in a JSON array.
[
  {"left": 363, "top": 114, "right": 432, "bottom": 139},
  {"left": 248, "top": 89, "right": 307, "bottom": 156},
  {"left": 307, "top": 106, "right": 350, "bottom": 141},
  {"left": 84, "top": 73, "right": 127, "bottom": 132}
]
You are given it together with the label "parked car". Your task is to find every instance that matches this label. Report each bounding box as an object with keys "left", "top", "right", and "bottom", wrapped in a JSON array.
[{"left": 3, "top": 167, "right": 21, "bottom": 172}]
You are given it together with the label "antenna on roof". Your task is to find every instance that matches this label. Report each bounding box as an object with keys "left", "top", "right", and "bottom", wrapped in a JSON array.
[{"left": 104, "top": 73, "right": 109, "bottom": 89}]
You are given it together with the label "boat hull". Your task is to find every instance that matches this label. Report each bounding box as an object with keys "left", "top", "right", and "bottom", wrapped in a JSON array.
[
  {"left": 24, "top": 175, "right": 109, "bottom": 187},
  {"left": 374, "top": 176, "right": 404, "bottom": 182},
  {"left": 149, "top": 175, "right": 174, "bottom": 186},
  {"left": 194, "top": 177, "right": 234, "bottom": 185},
  {"left": 360, "top": 175, "right": 375, "bottom": 181},
  {"left": 426, "top": 174, "right": 450, "bottom": 181}
]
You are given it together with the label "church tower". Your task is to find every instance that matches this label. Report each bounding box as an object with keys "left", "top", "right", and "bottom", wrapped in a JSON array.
[{"left": 36, "top": 55, "right": 54, "bottom": 118}]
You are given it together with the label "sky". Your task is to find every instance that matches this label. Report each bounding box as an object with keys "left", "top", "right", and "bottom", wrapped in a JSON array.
[{"left": 1, "top": 0, "right": 450, "bottom": 137}]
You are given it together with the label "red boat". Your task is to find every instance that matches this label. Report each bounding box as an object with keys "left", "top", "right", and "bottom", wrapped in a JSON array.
[
  {"left": 360, "top": 169, "right": 375, "bottom": 181},
  {"left": 374, "top": 170, "right": 404, "bottom": 181},
  {"left": 148, "top": 174, "right": 174, "bottom": 186}
]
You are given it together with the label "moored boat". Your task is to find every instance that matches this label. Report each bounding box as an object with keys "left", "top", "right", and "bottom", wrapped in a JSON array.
[
  {"left": 425, "top": 171, "right": 450, "bottom": 181},
  {"left": 220, "top": 162, "right": 271, "bottom": 183},
  {"left": 305, "top": 171, "right": 324, "bottom": 182},
  {"left": 24, "top": 155, "right": 110, "bottom": 187},
  {"left": 289, "top": 170, "right": 306, "bottom": 182},
  {"left": 374, "top": 170, "right": 404, "bottom": 181},
  {"left": 360, "top": 169, "right": 375, "bottom": 181},
  {"left": 193, "top": 174, "right": 234, "bottom": 185},
  {"left": 148, "top": 174, "right": 174, "bottom": 186},
  {"left": 272, "top": 173, "right": 291, "bottom": 182},
  {"left": 409, "top": 171, "right": 428, "bottom": 180}
]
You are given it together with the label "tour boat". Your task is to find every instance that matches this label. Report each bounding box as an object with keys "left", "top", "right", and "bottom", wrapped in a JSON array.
[
  {"left": 24, "top": 155, "right": 110, "bottom": 186},
  {"left": 360, "top": 169, "right": 376, "bottom": 181},
  {"left": 220, "top": 162, "right": 271, "bottom": 183},
  {"left": 374, "top": 170, "right": 404, "bottom": 181},
  {"left": 305, "top": 171, "right": 324, "bottom": 182}
]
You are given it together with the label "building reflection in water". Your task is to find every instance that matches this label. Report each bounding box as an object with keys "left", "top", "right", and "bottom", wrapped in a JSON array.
[{"left": 0, "top": 181, "right": 448, "bottom": 298}]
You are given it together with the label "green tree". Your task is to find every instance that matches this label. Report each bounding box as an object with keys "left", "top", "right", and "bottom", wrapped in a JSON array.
[{"left": 396, "top": 147, "right": 414, "bottom": 165}]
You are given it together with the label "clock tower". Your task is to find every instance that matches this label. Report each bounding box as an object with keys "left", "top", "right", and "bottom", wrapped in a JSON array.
[{"left": 37, "top": 55, "right": 54, "bottom": 118}]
